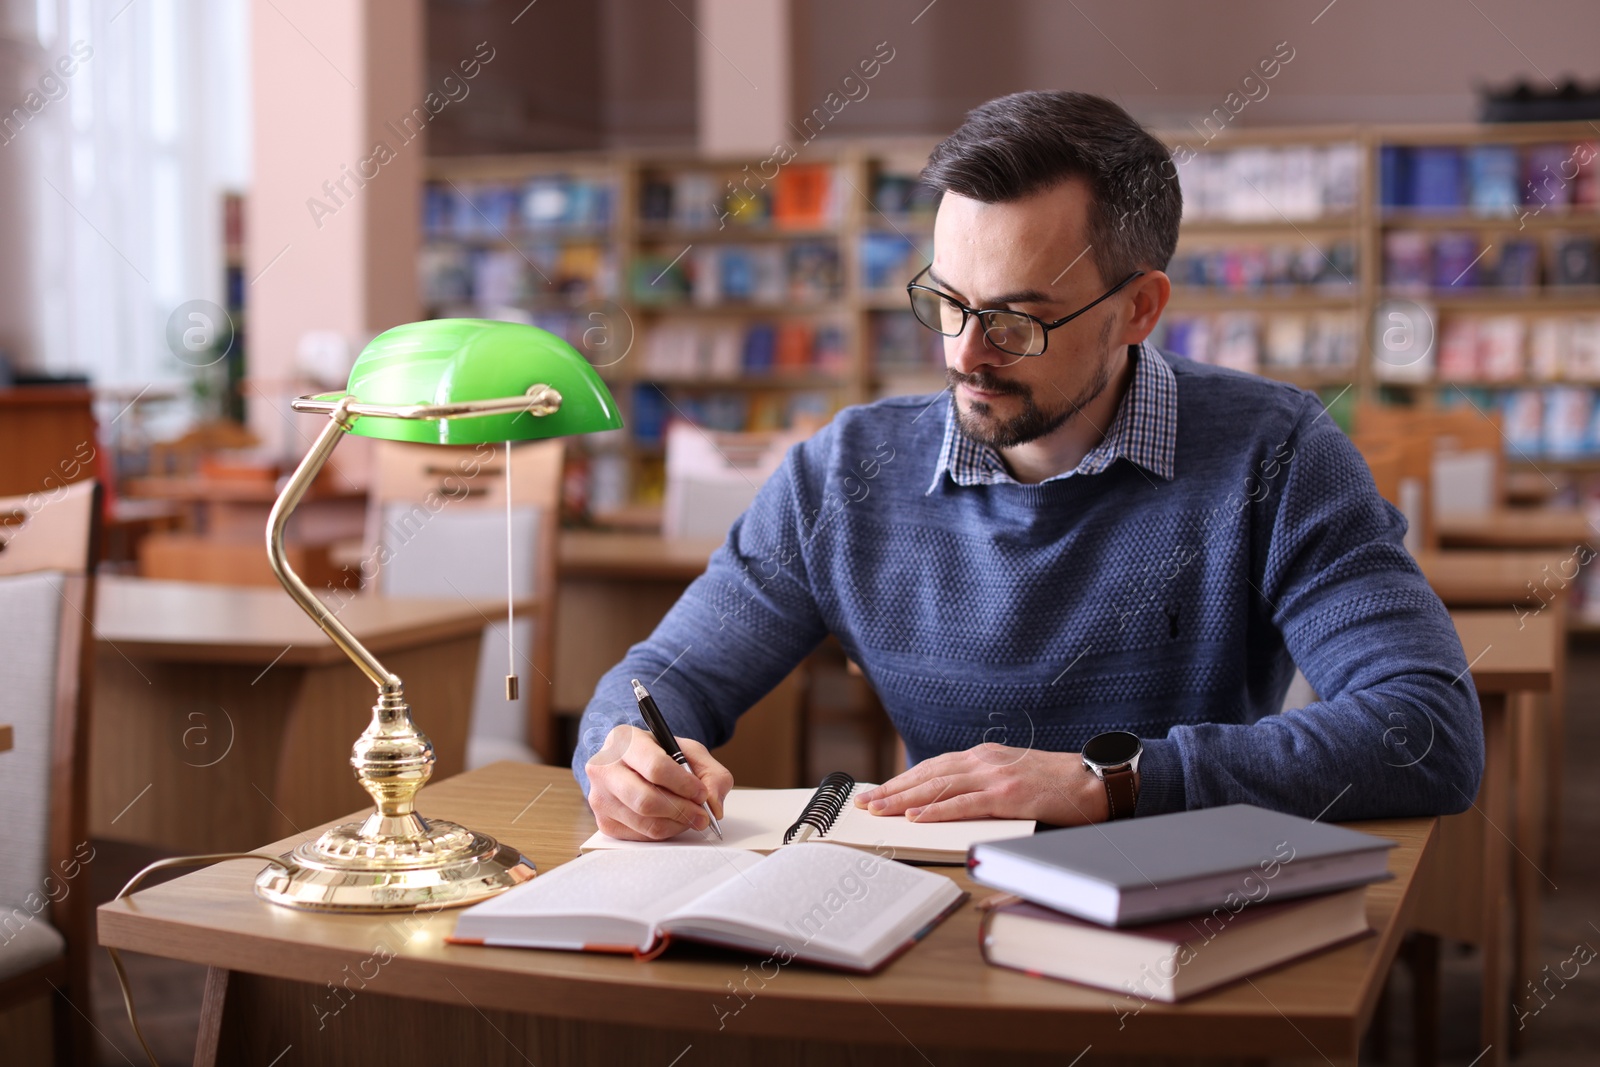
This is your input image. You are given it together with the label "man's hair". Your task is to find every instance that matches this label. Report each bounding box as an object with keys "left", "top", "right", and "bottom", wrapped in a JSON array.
[{"left": 921, "top": 90, "right": 1182, "bottom": 285}]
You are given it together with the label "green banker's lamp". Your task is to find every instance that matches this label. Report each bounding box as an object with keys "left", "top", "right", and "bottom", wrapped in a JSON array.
[{"left": 254, "top": 319, "right": 622, "bottom": 911}]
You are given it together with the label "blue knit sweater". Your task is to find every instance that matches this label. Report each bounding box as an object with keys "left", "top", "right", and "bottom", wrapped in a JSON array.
[{"left": 573, "top": 358, "right": 1484, "bottom": 821}]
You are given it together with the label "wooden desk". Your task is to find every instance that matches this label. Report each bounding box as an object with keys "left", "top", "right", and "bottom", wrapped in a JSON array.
[
  {"left": 1434, "top": 509, "right": 1594, "bottom": 550},
  {"left": 127, "top": 476, "right": 366, "bottom": 586},
  {"left": 0, "top": 724, "right": 12, "bottom": 753},
  {"left": 1421, "top": 550, "right": 1573, "bottom": 883},
  {"left": 89, "top": 576, "right": 495, "bottom": 852},
  {"left": 1415, "top": 549, "right": 1573, "bottom": 607},
  {"left": 559, "top": 529, "right": 720, "bottom": 582},
  {"left": 1413, "top": 610, "right": 1559, "bottom": 1067},
  {"left": 100, "top": 762, "right": 1436, "bottom": 1067}
]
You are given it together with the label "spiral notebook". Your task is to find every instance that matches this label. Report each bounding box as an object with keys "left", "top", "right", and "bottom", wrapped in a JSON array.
[{"left": 580, "top": 772, "right": 1036, "bottom": 864}]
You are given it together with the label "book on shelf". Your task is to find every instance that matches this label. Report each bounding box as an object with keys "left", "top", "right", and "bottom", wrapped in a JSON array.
[
  {"left": 870, "top": 154, "right": 939, "bottom": 221},
  {"left": 1503, "top": 389, "right": 1545, "bottom": 455},
  {"left": 422, "top": 176, "right": 613, "bottom": 238},
  {"left": 1468, "top": 144, "right": 1521, "bottom": 216},
  {"left": 968, "top": 804, "right": 1394, "bottom": 927},
  {"left": 1550, "top": 234, "right": 1600, "bottom": 286},
  {"left": 1168, "top": 239, "right": 1357, "bottom": 292},
  {"left": 582, "top": 775, "right": 1035, "bottom": 865},
  {"left": 640, "top": 319, "right": 850, "bottom": 379},
  {"left": 1380, "top": 140, "right": 1600, "bottom": 216},
  {"left": 773, "top": 164, "right": 837, "bottom": 229},
  {"left": 1546, "top": 387, "right": 1594, "bottom": 458},
  {"left": 872, "top": 311, "right": 945, "bottom": 372},
  {"left": 979, "top": 884, "right": 1371, "bottom": 1002},
  {"left": 1409, "top": 146, "right": 1465, "bottom": 211},
  {"left": 1159, "top": 311, "right": 1357, "bottom": 375},
  {"left": 1432, "top": 232, "right": 1482, "bottom": 288},
  {"left": 1383, "top": 231, "right": 1432, "bottom": 291},
  {"left": 450, "top": 843, "right": 966, "bottom": 973},
  {"left": 1176, "top": 143, "right": 1359, "bottom": 222},
  {"left": 670, "top": 242, "right": 840, "bottom": 306},
  {"left": 1525, "top": 143, "right": 1575, "bottom": 212}
]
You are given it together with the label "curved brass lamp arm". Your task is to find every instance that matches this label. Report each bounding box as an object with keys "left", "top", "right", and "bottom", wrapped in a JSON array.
[{"left": 266, "top": 398, "right": 402, "bottom": 694}]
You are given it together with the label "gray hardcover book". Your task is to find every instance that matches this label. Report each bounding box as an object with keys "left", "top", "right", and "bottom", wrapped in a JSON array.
[{"left": 968, "top": 804, "right": 1395, "bottom": 927}]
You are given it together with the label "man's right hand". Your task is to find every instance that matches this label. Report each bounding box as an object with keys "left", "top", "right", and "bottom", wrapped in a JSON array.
[{"left": 585, "top": 725, "right": 734, "bottom": 841}]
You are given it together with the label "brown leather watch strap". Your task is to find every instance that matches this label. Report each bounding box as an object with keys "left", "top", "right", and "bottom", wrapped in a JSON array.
[{"left": 1102, "top": 765, "right": 1138, "bottom": 820}]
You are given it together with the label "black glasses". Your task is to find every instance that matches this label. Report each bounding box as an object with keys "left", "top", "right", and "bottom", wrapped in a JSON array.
[{"left": 906, "top": 264, "right": 1145, "bottom": 358}]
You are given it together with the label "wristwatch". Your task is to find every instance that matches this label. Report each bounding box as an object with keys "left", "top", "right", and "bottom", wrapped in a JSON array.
[{"left": 1082, "top": 731, "right": 1143, "bottom": 821}]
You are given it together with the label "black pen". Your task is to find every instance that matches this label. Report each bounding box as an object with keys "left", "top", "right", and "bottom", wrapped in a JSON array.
[{"left": 631, "top": 679, "right": 723, "bottom": 839}]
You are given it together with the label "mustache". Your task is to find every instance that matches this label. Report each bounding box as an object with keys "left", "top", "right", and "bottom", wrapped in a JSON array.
[{"left": 945, "top": 367, "right": 1030, "bottom": 397}]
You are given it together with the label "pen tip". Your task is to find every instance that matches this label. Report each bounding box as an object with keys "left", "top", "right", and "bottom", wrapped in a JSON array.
[{"left": 630, "top": 678, "right": 646, "bottom": 696}]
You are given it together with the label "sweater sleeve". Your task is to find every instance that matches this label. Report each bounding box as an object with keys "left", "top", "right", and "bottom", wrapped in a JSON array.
[
  {"left": 570, "top": 440, "right": 830, "bottom": 796},
  {"left": 1148, "top": 395, "right": 1485, "bottom": 821}
]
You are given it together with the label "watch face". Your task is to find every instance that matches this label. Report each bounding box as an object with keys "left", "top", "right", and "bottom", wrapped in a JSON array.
[{"left": 1082, "top": 730, "right": 1142, "bottom": 768}]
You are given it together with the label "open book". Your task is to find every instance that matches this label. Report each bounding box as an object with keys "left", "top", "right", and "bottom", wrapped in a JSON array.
[
  {"left": 450, "top": 843, "right": 967, "bottom": 973},
  {"left": 581, "top": 772, "right": 1036, "bottom": 864}
]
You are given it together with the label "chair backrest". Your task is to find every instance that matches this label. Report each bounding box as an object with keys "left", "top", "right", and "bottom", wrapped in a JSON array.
[
  {"left": 1352, "top": 401, "right": 1504, "bottom": 520},
  {"left": 662, "top": 423, "right": 807, "bottom": 540},
  {"left": 363, "top": 441, "right": 564, "bottom": 761},
  {"left": 0, "top": 479, "right": 100, "bottom": 577},
  {"left": 1351, "top": 428, "right": 1436, "bottom": 553},
  {"left": 0, "top": 479, "right": 99, "bottom": 1044}
]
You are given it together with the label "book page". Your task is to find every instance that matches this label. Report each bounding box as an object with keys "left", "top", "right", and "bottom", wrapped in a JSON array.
[
  {"left": 828, "top": 794, "right": 1036, "bottom": 859},
  {"left": 660, "top": 843, "right": 961, "bottom": 968},
  {"left": 580, "top": 788, "right": 818, "bottom": 853},
  {"left": 579, "top": 784, "right": 1035, "bottom": 862},
  {"left": 455, "top": 847, "right": 765, "bottom": 945}
]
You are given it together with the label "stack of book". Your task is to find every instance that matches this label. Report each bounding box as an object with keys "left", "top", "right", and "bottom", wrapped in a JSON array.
[
  {"left": 422, "top": 175, "right": 615, "bottom": 238},
  {"left": 639, "top": 319, "right": 850, "bottom": 380},
  {"left": 632, "top": 241, "right": 841, "bottom": 306},
  {"left": 1159, "top": 312, "right": 1359, "bottom": 375},
  {"left": 969, "top": 805, "right": 1394, "bottom": 1001},
  {"left": 420, "top": 242, "right": 615, "bottom": 312},
  {"left": 1384, "top": 230, "right": 1597, "bottom": 290},
  {"left": 1176, "top": 144, "right": 1361, "bottom": 222},
  {"left": 1168, "top": 239, "right": 1358, "bottom": 292},
  {"left": 1380, "top": 142, "right": 1600, "bottom": 215},
  {"left": 639, "top": 164, "right": 840, "bottom": 232}
]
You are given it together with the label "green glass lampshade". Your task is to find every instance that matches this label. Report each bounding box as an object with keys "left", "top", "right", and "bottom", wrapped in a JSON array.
[{"left": 310, "top": 318, "right": 623, "bottom": 444}]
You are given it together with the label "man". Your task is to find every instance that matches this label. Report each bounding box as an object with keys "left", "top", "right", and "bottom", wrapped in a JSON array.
[{"left": 574, "top": 90, "right": 1483, "bottom": 841}]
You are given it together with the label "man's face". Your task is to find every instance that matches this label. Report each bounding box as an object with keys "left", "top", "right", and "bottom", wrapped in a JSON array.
[{"left": 930, "top": 180, "right": 1123, "bottom": 449}]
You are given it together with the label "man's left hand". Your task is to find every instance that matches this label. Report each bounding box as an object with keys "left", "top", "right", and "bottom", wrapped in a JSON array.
[{"left": 853, "top": 743, "right": 1122, "bottom": 825}]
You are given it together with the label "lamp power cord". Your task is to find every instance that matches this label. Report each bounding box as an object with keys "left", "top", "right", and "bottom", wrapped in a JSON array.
[{"left": 104, "top": 852, "right": 290, "bottom": 1067}]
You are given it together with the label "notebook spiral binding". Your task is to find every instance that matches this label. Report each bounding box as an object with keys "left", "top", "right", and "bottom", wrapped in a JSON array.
[{"left": 783, "top": 771, "right": 857, "bottom": 844}]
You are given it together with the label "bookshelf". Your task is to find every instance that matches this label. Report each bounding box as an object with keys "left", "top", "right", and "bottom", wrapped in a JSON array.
[{"left": 421, "top": 120, "right": 1600, "bottom": 516}]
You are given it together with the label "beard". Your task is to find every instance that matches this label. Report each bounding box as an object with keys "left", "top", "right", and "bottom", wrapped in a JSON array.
[{"left": 948, "top": 316, "right": 1117, "bottom": 449}]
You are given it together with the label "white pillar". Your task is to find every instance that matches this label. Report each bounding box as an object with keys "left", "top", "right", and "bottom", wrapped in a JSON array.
[
  {"left": 696, "top": 0, "right": 791, "bottom": 156},
  {"left": 247, "top": 0, "right": 423, "bottom": 463}
]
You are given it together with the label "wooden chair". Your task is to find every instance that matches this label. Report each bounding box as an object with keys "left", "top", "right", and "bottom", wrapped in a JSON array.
[
  {"left": 0, "top": 479, "right": 101, "bottom": 1066},
  {"left": 1350, "top": 427, "right": 1438, "bottom": 553},
  {"left": 363, "top": 441, "right": 564, "bottom": 763},
  {"left": 661, "top": 422, "right": 808, "bottom": 539}
]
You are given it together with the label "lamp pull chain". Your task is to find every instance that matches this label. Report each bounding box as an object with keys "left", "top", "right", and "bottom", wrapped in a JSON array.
[{"left": 505, "top": 444, "right": 519, "bottom": 701}]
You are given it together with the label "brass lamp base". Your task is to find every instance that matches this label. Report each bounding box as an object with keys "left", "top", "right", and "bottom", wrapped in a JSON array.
[{"left": 255, "top": 816, "right": 534, "bottom": 912}]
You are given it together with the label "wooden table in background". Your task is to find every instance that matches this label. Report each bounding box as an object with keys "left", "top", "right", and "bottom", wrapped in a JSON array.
[
  {"left": 90, "top": 576, "right": 495, "bottom": 853},
  {"left": 1412, "top": 610, "right": 1560, "bottom": 1067},
  {"left": 555, "top": 531, "right": 807, "bottom": 788},
  {"left": 0, "top": 724, "right": 12, "bottom": 753},
  {"left": 1434, "top": 509, "right": 1594, "bottom": 550},
  {"left": 99, "top": 762, "right": 1437, "bottom": 1067},
  {"left": 125, "top": 476, "right": 366, "bottom": 587}
]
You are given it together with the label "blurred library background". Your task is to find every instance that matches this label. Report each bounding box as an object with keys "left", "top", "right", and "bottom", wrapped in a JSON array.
[{"left": 3, "top": 1, "right": 1600, "bottom": 1064}]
